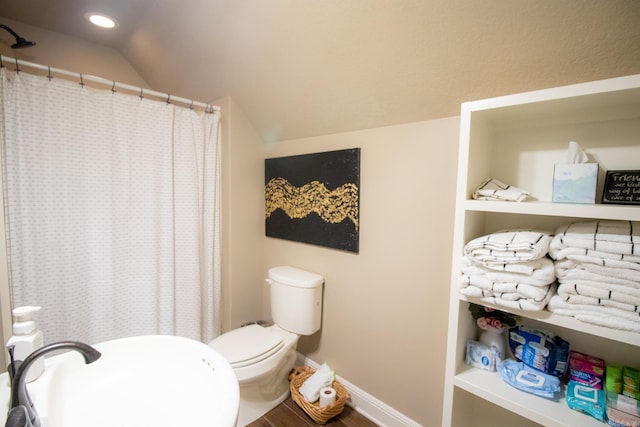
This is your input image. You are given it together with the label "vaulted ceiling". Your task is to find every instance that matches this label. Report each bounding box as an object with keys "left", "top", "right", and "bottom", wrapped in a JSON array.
[{"left": 1, "top": 0, "right": 639, "bottom": 142}]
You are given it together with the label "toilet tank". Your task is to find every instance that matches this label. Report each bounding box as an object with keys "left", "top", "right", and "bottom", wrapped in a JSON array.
[{"left": 267, "top": 266, "right": 324, "bottom": 336}]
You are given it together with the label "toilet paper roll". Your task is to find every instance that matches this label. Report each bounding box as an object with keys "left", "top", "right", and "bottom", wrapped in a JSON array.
[{"left": 319, "top": 387, "right": 336, "bottom": 408}]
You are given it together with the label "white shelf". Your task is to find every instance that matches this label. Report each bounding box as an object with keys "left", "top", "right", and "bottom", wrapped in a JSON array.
[
  {"left": 459, "top": 295, "right": 640, "bottom": 347},
  {"left": 463, "top": 200, "right": 640, "bottom": 221},
  {"left": 454, "top": 366, "right": 604, "bottom": 427},
  {"left": 442, "top": 74, "right": 640, "bottom": 427}
]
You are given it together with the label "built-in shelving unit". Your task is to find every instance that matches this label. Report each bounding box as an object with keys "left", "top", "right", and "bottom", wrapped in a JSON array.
[{"left": 442, "top": 74, "right": 640, "bottom": 427}]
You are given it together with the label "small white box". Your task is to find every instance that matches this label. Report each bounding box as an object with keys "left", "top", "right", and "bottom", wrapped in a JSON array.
[{"left": 552, "top": 163, "right": 598, "bottom": 204}]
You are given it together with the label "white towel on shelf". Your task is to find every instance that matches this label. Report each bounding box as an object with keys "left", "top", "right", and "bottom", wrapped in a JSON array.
[
  {"left": 556, "top": 283, "right": 640, "bottom": 312},
  {"left": 552, "top": 220, "right": 640, "bottom": 256},
  {"left": 464, "top": 230, "right": 553, "bottom": 265},
  {"left": 460, "top": 274, "right": 553, "bottom": 302},
  {"left": 555, "top": 264, "right": 640, "bottom": 288},
  {"left": 556, "top": 279, "right": 640, "bottom": 301},
  {"left": 555, "top": 259, "right": 640, "bottom": 283},
  {"left": 472, "top": 178, "right": 530, "bottom": 202},
  {"left": 547, "top": 294, "right": 640, "bottom": 333},
  {"left": 461, "top": 256, "right": 555, "bottom": 286},
  {"left": 549, "top": 246, "right": 640, "bottom": 267},
  {"left": 462, "top": 283, "right": 556, "bottom": 312}
]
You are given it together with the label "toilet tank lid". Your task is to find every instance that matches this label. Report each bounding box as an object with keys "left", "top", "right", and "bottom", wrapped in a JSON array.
[{"left": 268, "top": 266, "right": 323, "bottom": 288}]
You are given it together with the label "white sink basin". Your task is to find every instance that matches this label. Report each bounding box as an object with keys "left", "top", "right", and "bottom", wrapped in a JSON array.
[{"left": 0, "top": 335, "right": 239, "bottom": 427}]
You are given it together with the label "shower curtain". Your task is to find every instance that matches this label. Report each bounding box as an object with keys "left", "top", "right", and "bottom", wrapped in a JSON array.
[{"left": 0, "top": 67, "right": 221, "bottom": 345}]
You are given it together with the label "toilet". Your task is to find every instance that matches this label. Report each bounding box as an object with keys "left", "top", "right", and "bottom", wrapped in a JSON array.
[{"left": 209, "top": 266, "right": 324, "bottom": 426}]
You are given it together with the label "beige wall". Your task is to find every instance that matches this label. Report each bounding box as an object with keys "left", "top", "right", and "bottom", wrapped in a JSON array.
[
  {"left": 263, "top": 117, "right": 460, "bottom": 425},
  {"left": 0, "top": 17, "right": 148, "bottom": 87},
  {"left": 217, "top": 96, "right": 266, "bottom": 332}
]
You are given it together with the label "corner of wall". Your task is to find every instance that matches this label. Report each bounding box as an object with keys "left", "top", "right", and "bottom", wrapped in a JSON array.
[{"left": 215, "top": 96, "right": 268, "bottom": 333}]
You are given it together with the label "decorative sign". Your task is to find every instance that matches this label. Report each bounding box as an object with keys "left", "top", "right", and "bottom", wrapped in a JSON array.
[
  {"left": 601, "top": 170, "right": 640, "bottom": 205},
  {"left": 265, "top": 148, "right": 360, "bottom": 253}
]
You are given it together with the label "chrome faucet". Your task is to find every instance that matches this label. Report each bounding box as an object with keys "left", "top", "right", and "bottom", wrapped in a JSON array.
[{"left": 5, "top": 341, "right": 101, "bottom": 427}]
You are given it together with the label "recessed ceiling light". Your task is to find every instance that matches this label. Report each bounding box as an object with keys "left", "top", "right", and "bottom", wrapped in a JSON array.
[{"left": 86, "top": 13, "right": 117, "bottom": 29}]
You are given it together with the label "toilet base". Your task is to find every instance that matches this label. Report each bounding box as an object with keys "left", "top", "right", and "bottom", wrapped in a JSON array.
[
  {"left": 236, "top": 386, "right": 290, "bottom": 426},
  {"left": 235, "top": 346, "right": 297, "bottom": 426}
]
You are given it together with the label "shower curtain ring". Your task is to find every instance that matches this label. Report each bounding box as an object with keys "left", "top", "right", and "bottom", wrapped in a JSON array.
[
  {"left": 111, "top": 81, "right": 116, "bottom": 93},
  {"left": 79, "top": 73, "right": 85, "bottom": 88},
  {"left": 189, "top": 100, "right": 194, "bottom": 110},
  {"left": 166, "top": 94, "right": 171, "bottom": 104},
  {"left": 1, "top": 56, "right": 4, "bottom": 68},
  {"left": 14, "top": 58, "right": 20, "bottom": 74},
  {"left": 139, "top": 88, "right": 144, "bottom": 100},
  {"left": 47, "top": 66, "right": 52, "bottom": 81}
]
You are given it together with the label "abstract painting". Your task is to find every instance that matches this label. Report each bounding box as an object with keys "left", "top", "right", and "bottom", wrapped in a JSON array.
[{"left": 265, "top": 148, "right": 360, "bottom": 253}]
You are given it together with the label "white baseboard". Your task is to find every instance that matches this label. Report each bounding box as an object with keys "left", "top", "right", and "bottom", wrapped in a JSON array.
[{"left": 296, "top": 354, "right": 422, "bottom": 427}]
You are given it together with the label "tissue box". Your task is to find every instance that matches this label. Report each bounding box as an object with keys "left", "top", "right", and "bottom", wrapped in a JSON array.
[{"left": 553, "top": 163, "right": 599, "bottom": 204}]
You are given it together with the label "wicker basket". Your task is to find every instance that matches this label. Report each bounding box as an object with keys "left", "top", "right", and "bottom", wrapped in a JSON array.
[{"left": 289, "top": 366, "right": 350, "bottom": 425}]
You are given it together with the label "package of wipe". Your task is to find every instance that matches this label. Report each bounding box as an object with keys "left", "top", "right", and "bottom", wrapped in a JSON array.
[
  {"left": 299, "top": 363, "right": 335, "bottom": 402},
  {"left": 508, "top": 325, "right": 570, "bottom": 377},
  {"left": 498, "top": 359, "right": 560, "bottom": 399},
  {"left": 466, "top": 340, "right": 496, "bottom": 371},
  {"left": 566, "top": 380, "right": 606, "bottom": 421}
]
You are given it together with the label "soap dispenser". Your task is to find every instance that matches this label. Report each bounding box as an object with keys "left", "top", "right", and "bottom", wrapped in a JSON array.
[{"left": 7, "top": 306, "right": 44, "bottom": 383}]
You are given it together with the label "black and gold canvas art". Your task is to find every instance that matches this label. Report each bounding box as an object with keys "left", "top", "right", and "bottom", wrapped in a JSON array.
[{"left": 265, "top": 148, "right": 360, "bottom": 253}]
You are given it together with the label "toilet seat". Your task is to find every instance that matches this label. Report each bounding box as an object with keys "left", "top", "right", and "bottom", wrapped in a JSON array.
[{"left": 211, "top": 324, "right": 284, "bottom": 368}]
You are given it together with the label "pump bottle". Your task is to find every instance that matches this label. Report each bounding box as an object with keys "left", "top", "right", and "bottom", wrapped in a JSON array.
[{"left": 6, "top": 306, "right": 44, "bottom": 383}]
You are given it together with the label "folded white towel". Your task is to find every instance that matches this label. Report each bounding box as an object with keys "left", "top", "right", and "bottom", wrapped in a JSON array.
[
  {"left": 555, "top": 259, "right": 640, "bottom": 284},
  {"left": 461, "top": 256, "right": 556, "bottom": 286},
  {"left": 552, "top": 220, "right": 640, "bottom": 255},
  {"left": 461, "top": 283, "right": 556, "bottom": 312},
  {"left": 557, "top": 283, "right": 640, "bottom": 312},
  {"left": 549, "top": 246, "right": 640, "bottom": 266},
  {"left": 460, "top": 274, "right": 553, "bottom": 302},
  {"left": 299, "top": 363, "right": 334, "bottom": 403},
  {"left": 464, "top": 230, "right": 553, "bottom": 265},
  {"left": 547, "top": 294, "right": 640, "bottom": 333},
  {"left": 557, "top": 278, "right": 640, "bottom": 300},
  {"left": 554, "top": 263, "right": 640, "bottom": 289},
  {"left": 472, "top": 178, "right": 530, "bottom": 202}
]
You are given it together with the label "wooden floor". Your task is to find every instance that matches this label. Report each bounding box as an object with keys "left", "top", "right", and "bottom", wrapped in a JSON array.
[{"left": 246, "top": 396, "right": 380, "bottom": 427}]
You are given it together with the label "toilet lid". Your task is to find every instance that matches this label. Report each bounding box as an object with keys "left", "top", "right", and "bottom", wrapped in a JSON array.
[{"left": 211, "top": 324, "right": 284, "bottom": 367}]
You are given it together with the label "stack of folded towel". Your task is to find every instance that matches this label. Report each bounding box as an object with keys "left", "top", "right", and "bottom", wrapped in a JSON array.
[
  {"left": 548, "top": 220, "right": 640, "bottom": 333},
  {"left": 459, "top": 230, "right": 556, "bottom": 311}
]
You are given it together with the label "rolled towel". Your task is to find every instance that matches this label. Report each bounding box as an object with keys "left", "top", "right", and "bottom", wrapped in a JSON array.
[{"left": 299, "top": 363, "right": 334, "bottom": 402}]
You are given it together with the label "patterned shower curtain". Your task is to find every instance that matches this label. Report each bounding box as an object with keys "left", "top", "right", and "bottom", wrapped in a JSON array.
[{"left": 0, "top": 68, "right": 221, "bottom": 345}]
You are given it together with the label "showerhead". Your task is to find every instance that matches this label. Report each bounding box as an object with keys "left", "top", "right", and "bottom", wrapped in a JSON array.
[
  {"left": 0, "top": 24, "right": 36, "bottom": 49},
  {"left": 11, "top": 37, "right": 36, "bottom": 49}
]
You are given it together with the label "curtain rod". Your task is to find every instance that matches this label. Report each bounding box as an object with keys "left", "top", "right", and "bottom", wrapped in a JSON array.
[{"left": 0, "top": 54, "right": 220, "bottom": 113}]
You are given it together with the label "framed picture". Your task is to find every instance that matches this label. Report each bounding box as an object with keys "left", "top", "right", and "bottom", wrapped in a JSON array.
[
  {"left": 265, "top": 148, "right": 360, "bottom": 253},
  {"left": 601, "top": 170, "right": 640, "bottom": 205}
]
